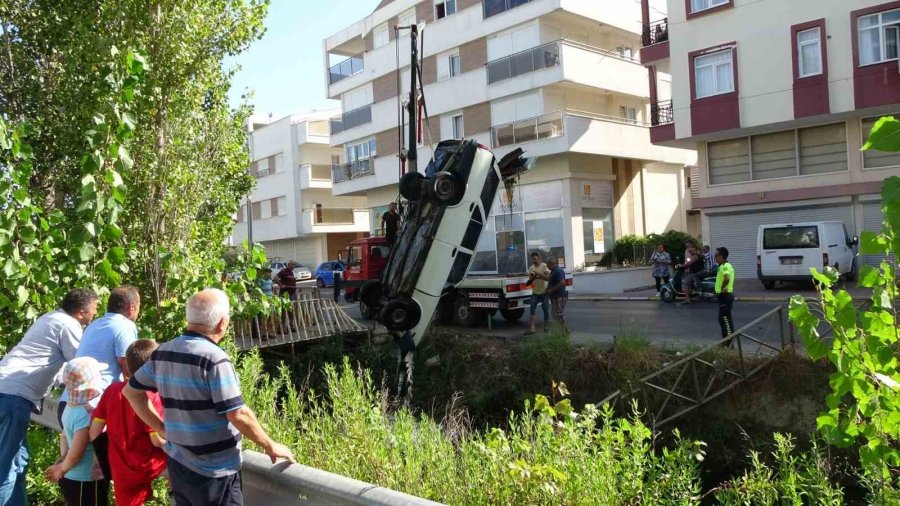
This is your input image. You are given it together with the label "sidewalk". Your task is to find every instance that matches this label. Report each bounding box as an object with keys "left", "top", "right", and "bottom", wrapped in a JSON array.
[{"left": 570, "top": 278, "right": 871, "bottom": 302}]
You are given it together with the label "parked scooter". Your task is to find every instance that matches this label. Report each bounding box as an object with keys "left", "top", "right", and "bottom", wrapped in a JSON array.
[{"left": 660, "top": 266, "right": 717, "bottom": 303}]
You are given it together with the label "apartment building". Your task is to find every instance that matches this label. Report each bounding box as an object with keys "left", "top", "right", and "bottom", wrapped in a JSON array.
[
  {"left": 323, "top": 0, "right": 696, "bottom": 273},
  {"left": 232, "top": 112, "right": 369, "bottom": 267},
  {"left": 642, "top": 0, "right": 900, "bottom": 278}
]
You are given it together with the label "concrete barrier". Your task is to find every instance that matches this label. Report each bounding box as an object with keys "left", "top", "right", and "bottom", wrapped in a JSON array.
[
  {"left": 571, "top": 267, "right": 655, "bottom": 295},
  {"left": 31, "top": 396, "right": 443, "bottom": 506}
]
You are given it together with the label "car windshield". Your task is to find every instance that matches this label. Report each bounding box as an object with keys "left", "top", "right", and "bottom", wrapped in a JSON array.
[{"left": 763, "top": 226, "right": 820, "bottom": 249}]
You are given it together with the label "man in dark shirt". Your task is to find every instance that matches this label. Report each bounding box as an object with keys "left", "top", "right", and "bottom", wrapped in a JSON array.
[
  {"left": 381, "top": 203, "right": 401, "bottom": 249},
  {"left": 545, "top": 258, "right": 569, "bottom": 335},
  {"left": 275, "top": 261, "right": 298, "bottom": 331}
]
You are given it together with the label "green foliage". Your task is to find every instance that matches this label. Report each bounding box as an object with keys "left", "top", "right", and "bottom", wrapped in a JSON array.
[
  {"left": 613, "top": 230, "right": 701, "bottom": 267},
  {"left": 25, "top": 427, "right": 62, "bottom": 505},
  {"left": 789, "top": 173, "right": 900, "bottom": 493}
]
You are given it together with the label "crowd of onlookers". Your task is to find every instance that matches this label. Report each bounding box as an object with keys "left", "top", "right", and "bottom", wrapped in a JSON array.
[{"left": 0, "top": 286, "right": 294, "bottom": 506}]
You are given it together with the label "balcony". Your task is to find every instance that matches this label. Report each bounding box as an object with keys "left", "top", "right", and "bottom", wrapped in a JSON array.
[
  {"left": 301, "top": 208, "right": 369, "bottom": 234},
  {"left": 483, "top": 0, "right": 535, "bottom": 19},
  {"left": 299, "top": 164, "right": 333, "bottom": 190},
  {"left": 642, "top": 18, "right": 668, "bottom": 47},
  {"left": 331, "top": 159, "right": 374, "bottom": 184},
  {"left": 328, "top": 53, "right": 364, "bottom": 85},
  {"left": 487, "top": 41, "right": 560, "bottom": 85},
  {"left": 330, "top": 104, "right": 372, "bottom": 136},
  {"left": 491, "top": 111, "right": 565, "bottom": 148},
  {"left": 650, "top": 100, "right": 674, "bottom": 126}
]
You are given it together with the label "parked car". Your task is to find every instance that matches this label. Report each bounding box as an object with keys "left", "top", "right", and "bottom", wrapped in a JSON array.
[
  {"left": 756, "top": 221, "right": 858, "bottom": 289},
  {"left": 268, "top": 261, "right": 313, "bottom": 282},
  {"left": 315, "top": 261, "right": 345, "bottom": 288},
  {"left": 360, "top": 139, "right": 534, "bottom": 340}
]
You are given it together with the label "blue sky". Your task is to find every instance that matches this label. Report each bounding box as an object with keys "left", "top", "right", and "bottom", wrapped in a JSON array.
[{"left": 226, "top": 0, "right": 377, "bottom": 116}]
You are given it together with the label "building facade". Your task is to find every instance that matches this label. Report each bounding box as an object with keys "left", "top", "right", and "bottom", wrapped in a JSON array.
[
  {"left": 643, "top": 0, "right": 900, "bottom": 277},
  {"left": 232, "top": 112, "right": 369, "bottom": 267},
  {"left": 324, "top": 0, "right": 697, "bottom": 273}
]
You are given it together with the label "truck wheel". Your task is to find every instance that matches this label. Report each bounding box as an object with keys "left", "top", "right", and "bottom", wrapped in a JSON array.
[
  {"left": 381, "top": 298, "right": 421, "bottom": 331},
  {"left": 359, "top": 299, "right": 376, "bottom": 320},
  {"left": 432, "top": 172, "right": 464, "bottom": 206},
  {"left": 400, "top": 172, "right": 426, "bottom": 201},
  {"left": 499, "top": 307, "right": 524, "bottom": 322},
  {"left": 452, "top": 295, "right": 481, "bottom": 328},
  {"left": 762, "top": 281, "right": 776, "bottom": 290},
  {"left": 359, "top": 281, "right": 382, "bottom": 320},
  {"left": 660, "top": 287, "right": 676, "bottom": 303}
]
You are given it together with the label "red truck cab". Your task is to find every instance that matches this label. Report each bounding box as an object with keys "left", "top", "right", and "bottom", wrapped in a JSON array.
[{"left": 341, "top": 236, "right": 390, "bottom": 303}]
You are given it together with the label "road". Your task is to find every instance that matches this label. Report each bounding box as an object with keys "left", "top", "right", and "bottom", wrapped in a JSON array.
[{"left": 333, "top": 297, "right": 789, "bottom": 349}]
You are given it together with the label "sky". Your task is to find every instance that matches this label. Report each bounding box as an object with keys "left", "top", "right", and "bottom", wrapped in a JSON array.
[{"left": 226, "top": 0, "right": 378, "bottom": 117}]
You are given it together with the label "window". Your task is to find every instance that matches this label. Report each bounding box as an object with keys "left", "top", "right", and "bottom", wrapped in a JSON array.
[
  {"left": 797, "top": 28, "right": 823, "bottom": 77},
  {"left": 763, "top": 226, "right": 820, "bottom": 249},
  {"left": 346, "top": 139, "right": 376, "bottom": 162},
  {"left": 373, "top": 24, "right": 389, "bottom": 49},
  {"left": 435, "top": 0, "right": 456, "bottom": 20},
  {"left": 451, "top": 114, "right": 464, "bottom": 139},
  {"left": 690, "top": 0, "right": 729, "bottom": 14},
  {"left": 370, "top": 205, "right": 389, "bottom": 235},
  {"left": 398, "top": 9, "right": 415, "bottom": 29},
  {"left": 619, "top": 106, "right": 637, "bottom": 124},
  {"left": 449, "top": 53, "right": 461, "bottom": 77},
  {"left": 708, "top": 138, "right": 750, "bottom": 185},
  {"left": 694, "top": 49, "right": 734, "bottom": 98},
  {"left": 615, "top": 46, "right": 634, "bottom": 60},
  {"left": 862, "top": 116, "right": 900, "bottom": 168},
  {"left": 276, "top": 196, "right": 287, "bottom": 217},
  {"left": 236, "top": 206, "right": 245, "bottom": 223},
  {"left": 858, "top": 9, "right": 900, "bottom": 66},
  {"left": 799, "top": 123, "right": 846, "bottom": 175},
  {"left": 526, "top": 210, "right": 566, "bottom": 268},
  {"left": 583, "top": 208, "right": 613, "bottom": 265},
  {"left": 259, "top": 199, "right": 272, "bottom": 220},
  {"left": 751, "top": 131, "right": 796, "bottom": 180}
]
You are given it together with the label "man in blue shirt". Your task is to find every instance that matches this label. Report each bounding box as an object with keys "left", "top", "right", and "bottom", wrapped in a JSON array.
[
  {"left": 60, "top": 286, "right": 139, "bottom": 417},
  {"left": 545, "top": 258, "right": 569, "bottom": 335}
]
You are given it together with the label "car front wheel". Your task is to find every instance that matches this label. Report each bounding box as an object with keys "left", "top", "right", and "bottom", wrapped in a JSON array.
[
  {"left": 400, "top": 172, "right": 426, "bottom": 201},
  {"left": 432, "top": 172, "right": 464, "bottom": 206},
  {"left": 381, "top": 298, "right": 421, "bottom": 332},
  {"left": 317, "top": 278, "right": 325, "bottom": 288}
]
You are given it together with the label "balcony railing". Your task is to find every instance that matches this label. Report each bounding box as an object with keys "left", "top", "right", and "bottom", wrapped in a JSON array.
[
  {"left": 328, "top": 53, "right": 364, "bottom": 84},
  {"left": 483, "top": 0, "right": 534, "bottom": 19},
  {"left": 487, "top": 41, "right": 560, "bottom": 85},
  {"left": 642, "top": 18, "right": 669, "bottom": 47},
  {"left": 310, "top": 208, "right": 355, "bottom": 225},
  {"left": 330, "top": 104, "right": 373, "bottom": 135},
  {"left": 650, "top": 100, "right": 674, "bottom": 126},
  {"left": 331, "top": 159, "right": 373, "bottom": 183},
  {"left": 491, "top": 110, "right": 651, "bottom": 148}
]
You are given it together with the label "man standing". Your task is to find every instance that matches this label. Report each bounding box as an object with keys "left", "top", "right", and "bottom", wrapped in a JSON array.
[
  {"left": 381, "top": 202, "right": 401, "bottom": 250},
  {"left": 275, "top": 261, "right": 298, "bottom": 331},
  {"left": 0, "top": 288, "right": 99, "bottom": 506},
  {"left": 715, "top": 247, "right": 735, "bottom": 343},
  {"left": 526, "top": 252, "right": 550, "bottom": 334},
  {"left": 545, "top": 258, "right": 569, "bottom": 335},
  {"left": 124, "top": 289, "right": 295, "bottom": 506}
]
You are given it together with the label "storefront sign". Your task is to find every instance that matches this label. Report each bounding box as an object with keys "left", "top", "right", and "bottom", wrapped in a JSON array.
[
  {"left": 580, "top": 180, "right": 613, "bottom": 208},
  {"left": 593, "top": 222, "right": 605, "bottom": 253}
]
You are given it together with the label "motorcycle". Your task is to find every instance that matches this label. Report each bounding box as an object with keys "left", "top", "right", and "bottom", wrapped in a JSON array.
[{"left": 660, "top": 265, "right": 717, "bottom": 303}]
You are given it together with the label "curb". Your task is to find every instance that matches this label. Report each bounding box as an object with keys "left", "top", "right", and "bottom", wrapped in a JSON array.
[{"left": 570, "top": 295, "right": 870, "bottom": 303}]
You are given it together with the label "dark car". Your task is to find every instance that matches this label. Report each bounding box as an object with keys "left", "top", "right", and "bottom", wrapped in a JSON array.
[{"left": 315, "top": 261, "right": 345, "bottom": 288}]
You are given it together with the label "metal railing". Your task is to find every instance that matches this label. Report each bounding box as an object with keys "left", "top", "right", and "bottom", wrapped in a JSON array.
[
  {"left": 332, "top": 159, "right": 373, "bottom": 183},
  {"left": 487, "top": 40, "right": 560, "bottom": 84},
  {"left": 598, "top": 306, "right": 792, "bottom": 432},
  {"left": 491, "top": 109, "right": 649, "bottom": 148},
  {"left": 232, "top": 289, "right": 366, "bottom": 351},
  {"left": 311, "top": 207, "right": 355, "bottom": 225},
  {"left": 328, "top": 53, "right": 364, "bottom": 84},
  {"left": 642, "top": 18, "right": 669, "bottom": 47},
  {"left": 330, "top": 104, "right": 373, "bottom": 135},
  {"left": 483, "top": 0, "right": 535, "bottom": 19},
  {"left": 650, "top": 100, "right": 674, "bottom": 126}
]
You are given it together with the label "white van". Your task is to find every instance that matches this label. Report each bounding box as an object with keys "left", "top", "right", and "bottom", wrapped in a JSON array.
[{"left": 756, "top": 221, "right": 858, "bottom": 289}]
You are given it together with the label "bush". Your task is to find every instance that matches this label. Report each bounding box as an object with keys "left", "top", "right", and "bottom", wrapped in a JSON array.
[{"left": 613, "top": 230, "right": 700, "bottom": 267}]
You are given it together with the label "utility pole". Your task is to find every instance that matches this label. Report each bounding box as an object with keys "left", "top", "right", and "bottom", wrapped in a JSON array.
[
  {"left": 246, "top": 195, "right": 254, "bottom": 246},
  {"left": 406, "top": 24, "right": 418, "bottom": 175}
]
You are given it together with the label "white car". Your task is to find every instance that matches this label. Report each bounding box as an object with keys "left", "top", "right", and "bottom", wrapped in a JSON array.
[
  {"left": 756, "top": 221, "right": 858, "bottom": 289},
  {"left": 360, "top": 140, "right": 533, "bottom": 343}
]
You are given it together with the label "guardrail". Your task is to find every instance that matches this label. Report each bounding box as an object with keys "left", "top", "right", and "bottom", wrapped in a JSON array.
[
  {"left": 490, "top": 109, "right": 649, "bottom": 148},
  {"left": 642, "top": 18, "right": 669, "bottom": 47},
  {"left": 332, "top": 159, "right": 374, "bottom": 183},
  {"left": 33, "top": 399, "right": 440, "bottom": 506},
  {"left": 651, "top": 100, "right": 674, "bottom": 126},
  {"left": 329, "top": 53, "right": 364, "bottom": 84},
  {"left": 330, "top": 104, "right": 373, "bottom": 135}
]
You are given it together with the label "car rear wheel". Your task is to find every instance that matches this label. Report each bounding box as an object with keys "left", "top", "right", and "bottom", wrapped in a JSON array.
[
  {"left": 762, "top": 281, "right": 776, "bottom": 290},
  {"left": 452, "top": 295, "right": 482, "bottom": 327},
  {"left": 400, "top": 172, "right": 426, "bottom": 201},
  {"left": 381, "top": 298, "right": 421, "bottom": 332},
  {"left": 432, "top": 172, "right": 464, "bottom": 206},
  {"left": 499, "top": 307, "right": 524, "bottom": 322}
]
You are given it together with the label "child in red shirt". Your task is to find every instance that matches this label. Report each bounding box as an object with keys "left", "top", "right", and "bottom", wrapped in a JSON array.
[{"left": 89, "top": 339, "right": 167, "bottom": 506}]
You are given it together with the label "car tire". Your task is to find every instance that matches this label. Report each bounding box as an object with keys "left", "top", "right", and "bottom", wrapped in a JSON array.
[
  {"left": 432, "top": 172, "right": 464, "bottom": 206},
  {"left": 359, "top": 281, "right": 382, "bottom": 320},
  {"left": 400, "top": 172, "right": 426, "bottom": 201},
  {"left": 359, "top": 299, "right": 377, "bottom": 320},
  {"left": 762, "top": 281, "right": 776, "bottom": 290},
  {"left": 452, "top": 295, "right": 481, "bottom": 327},
  {"left": 499, "top": 307, "right": 524, "bottom": 322},
  {"left": 316, "top": 278, "right": 325, "bottom": 288},
  {"left": 381, "top": 298, "right": 421, "bottom": 332},
  {"left": 660, "top": 287, "right": 676, "bottom": 303}
]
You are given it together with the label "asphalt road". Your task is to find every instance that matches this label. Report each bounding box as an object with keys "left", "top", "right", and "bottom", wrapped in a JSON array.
[{"left": 334, "top": 297, "right": 789, "bottom": 349}]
